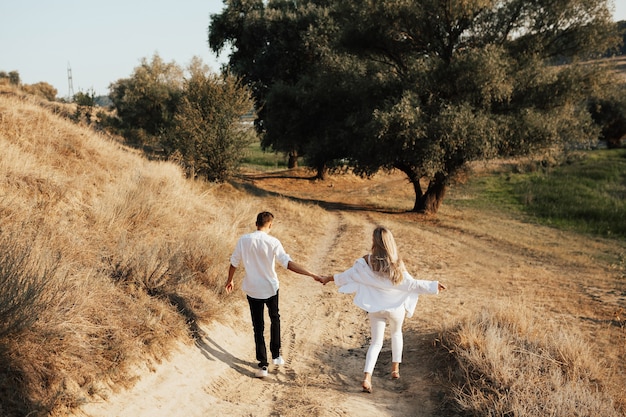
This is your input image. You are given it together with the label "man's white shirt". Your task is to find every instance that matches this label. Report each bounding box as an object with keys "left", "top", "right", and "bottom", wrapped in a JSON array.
[{"left": 230, "top": 230, "right": 292, "bottom": 299}]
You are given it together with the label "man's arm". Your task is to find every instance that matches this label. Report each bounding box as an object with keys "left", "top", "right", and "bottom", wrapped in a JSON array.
[
  {"left": 287, "top": 261, "right": 322, "bottom": 282},
  {"left": 225, "top": 264, "right": 237, "bottom": 293}
]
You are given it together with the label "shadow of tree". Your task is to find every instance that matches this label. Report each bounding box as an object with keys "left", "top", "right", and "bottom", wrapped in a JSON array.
[
  {"left": 579, "top": 315, "right": 625, "bottom": 329},
  {"left": 230, "top": 176, "right": 408, "bottom": 215}
]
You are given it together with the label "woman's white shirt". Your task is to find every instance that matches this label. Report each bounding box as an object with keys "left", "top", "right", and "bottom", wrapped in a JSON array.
[{"left": 333, "top": 257, "right": 439, "bottom": 318}]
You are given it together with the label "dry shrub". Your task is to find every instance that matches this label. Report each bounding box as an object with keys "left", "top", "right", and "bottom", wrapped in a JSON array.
[
  {"left": 3, "top": 269, "right": 189, "bottom": 417},
  {"left": 0, "top": 232, "right": 54, "bottom": 415},
  {"left": 439, "top": 301, "right": 620, "bottom": 417},
  {"left": 0, "top": 230, "right": 58, "bottom": 340}
]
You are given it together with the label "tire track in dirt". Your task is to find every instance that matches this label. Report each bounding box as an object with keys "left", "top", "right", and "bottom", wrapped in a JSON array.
[
  {"left": 266, "top": 210, "right": 355, "bottom": 415},
  {"left": 190, "top": 209, "right": 372, "bottom": 416},
  {"left": 263, "top": 210, "right": 445, "bottom": 417},
  {"left": 191, "top": 315, "right": 275, "bottom": 411}
]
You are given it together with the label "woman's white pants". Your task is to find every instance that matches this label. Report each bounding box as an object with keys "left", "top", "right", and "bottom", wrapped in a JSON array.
[{"left": 364, "top": 306, "right": 405, "bottom": 374}]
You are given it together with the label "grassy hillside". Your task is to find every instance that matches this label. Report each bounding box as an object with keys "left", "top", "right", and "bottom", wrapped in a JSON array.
[
  {"left": 0, "top": 88, "right": 332, "bottom": 416},
  {"left": 450, "top": 150, "right": 626, "bottom": 239}
]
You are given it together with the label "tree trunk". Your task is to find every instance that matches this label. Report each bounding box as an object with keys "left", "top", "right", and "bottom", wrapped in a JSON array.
[
  {"left": 394, "top": 163, "right": 424, "bottom": 212},
  {"left": 606, "top": 135, "right": 624, "bottom": 149},
  {"left": 315, "top": 162, "right": 327, "bottom": 180},
  {"left": 395, "top": 164, "right": 448, "bottom": 214},
  {"left": 288, "top": 150, "right": 298, "bottom": 168},
  {"left": 415, "top": 172, "right": 447, "bottom": 214}
]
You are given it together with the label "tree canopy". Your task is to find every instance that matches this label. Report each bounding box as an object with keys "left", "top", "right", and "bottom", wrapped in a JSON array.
[
  {"left": 108, "top": 54, "right": 254, "bottom": 181},
  {"left": 209, "top": 0, "right": 621, "bottom": 213},
  {"left": 163, "top": 58, "right": 255, "bottom": 181},
  {"left": 109, "top": 54, "right": 183, "bottom": 146}
]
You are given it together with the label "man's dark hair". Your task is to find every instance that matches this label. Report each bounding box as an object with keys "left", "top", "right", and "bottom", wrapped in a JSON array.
[{"left": 256, "top": 211, "right": 274, "bottom": 227}]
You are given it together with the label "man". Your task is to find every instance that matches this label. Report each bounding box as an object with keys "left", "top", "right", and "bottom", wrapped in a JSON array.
[{"left": 225, "top": 211, "right": 321, "bottom": 378}]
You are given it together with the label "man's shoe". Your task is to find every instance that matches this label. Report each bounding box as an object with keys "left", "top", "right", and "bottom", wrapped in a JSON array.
[
  {"left": 272, "top": 356, "right": 285, "bottom": 366},
  {"left": 255, "top": 366, "right": 268, "bottom": 378}
]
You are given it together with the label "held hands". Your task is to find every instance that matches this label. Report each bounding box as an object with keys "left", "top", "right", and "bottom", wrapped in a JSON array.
[
  {"left": 311, "top": 275, "right": 333, "bottom": 285},
  {"left": 312, "top": 274, "right": 333, "bottom": 285}
]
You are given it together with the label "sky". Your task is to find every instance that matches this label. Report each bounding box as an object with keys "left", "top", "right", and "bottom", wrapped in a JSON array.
[
  {"left": 1, "top": 0, "right": 228, "bottom": 98},
  {"left": 1, "top": 1, "right": 626, "bottom": 99}
]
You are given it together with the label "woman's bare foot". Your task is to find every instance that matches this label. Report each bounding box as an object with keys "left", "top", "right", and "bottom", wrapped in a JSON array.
[
  {"left": 362, "top": 379, "right": 372, "bottom": 393},
  {"left": 362, "top": 372, "right": 372, "bottom": 393},
  {"left": 391, "top": 362, "right": 400, "bottom": 379}
]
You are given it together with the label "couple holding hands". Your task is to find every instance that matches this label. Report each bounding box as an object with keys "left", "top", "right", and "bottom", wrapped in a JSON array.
[{"left": 225, "top": 211, "right": 446, "bottom": 393}]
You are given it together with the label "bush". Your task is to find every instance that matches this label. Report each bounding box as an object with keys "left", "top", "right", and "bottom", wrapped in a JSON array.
[
  {"left": 439, "top": 303, "right": 621, "bottom": 416},
  {"left": 163, "top": 62, "right": 255, "bottom": 182},
  {"left": 0, "top": 231, "right": 58, "bottom": 340},
  {"left": 589, "top": 94, "right": 626, "bottom": 149},
  {"left": 0, "top": 230, "right": 64, "bottom": 416},
  {"left": 21, "top": 82, "right": 58, "bottom": 101}
]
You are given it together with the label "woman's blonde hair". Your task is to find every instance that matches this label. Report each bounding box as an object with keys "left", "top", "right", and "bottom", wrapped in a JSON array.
[{"left": 369, "top": 226, "right": 405, "bottom": 285}]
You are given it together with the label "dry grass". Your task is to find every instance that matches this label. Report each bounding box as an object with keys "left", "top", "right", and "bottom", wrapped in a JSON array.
[
  {"left": 237, "top": 167, "right": 626, "bottom": 416},
  {"left": 439, "top": 301, "right": 621, "bottom": 416},
  {"left": 0, "top": 91, "right": 262, "bottom": 416}
]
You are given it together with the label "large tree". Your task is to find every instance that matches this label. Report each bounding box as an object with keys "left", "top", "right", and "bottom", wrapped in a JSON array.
[
  {"left": 209, "top": 0, "right": 337, "bottom": 169},
  {"left": 210, "top": 0, "right": 620, "bottom": 213},
  {"left": 108, "top": 54, "right": 254, "bottom": 181},
  {"left": 163, "top": 58, "right": 255, "bottom": 181},
  {"left": 108, "top": 54, "right": 183, "bottom": 147},
  {"left": 333, "top": 0, "right": 620, "bottom": 213}
]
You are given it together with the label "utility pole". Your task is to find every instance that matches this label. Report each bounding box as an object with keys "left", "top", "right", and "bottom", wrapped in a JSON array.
[{"left": 67, "top": 62, "right": 74, "bottom": 101}]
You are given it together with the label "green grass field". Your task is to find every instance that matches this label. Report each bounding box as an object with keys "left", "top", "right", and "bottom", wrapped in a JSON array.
[
  {"left": 240, "top": 141, "right": 292, "bottom": 170},
  {"left": 451, "top": 149, "right": 626, "bottom": 239},
  {"left": 242, "top": 140, "right": 626, "bottom": 239}
]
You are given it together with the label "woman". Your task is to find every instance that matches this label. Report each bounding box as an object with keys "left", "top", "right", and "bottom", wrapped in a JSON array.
[{"left": 321, "top": 226, "right": 446, "bottom": 393}]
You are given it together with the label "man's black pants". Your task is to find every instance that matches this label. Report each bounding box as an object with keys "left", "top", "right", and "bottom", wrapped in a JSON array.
[{"left": 247, "top": 291, "right": 280, "bottom": 368}]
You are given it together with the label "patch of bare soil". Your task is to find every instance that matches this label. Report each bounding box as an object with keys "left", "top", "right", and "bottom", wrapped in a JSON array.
[{"left": 72, "top": 168, "right": 626, "bottom": 417}]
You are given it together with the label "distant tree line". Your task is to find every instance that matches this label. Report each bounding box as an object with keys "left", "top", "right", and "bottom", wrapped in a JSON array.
[
  {"left": 1, "top": 70, "right": 58, "bottom": 101},
  {"left": 209, "top": 0, "right": 625, "bottom": 214}
]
